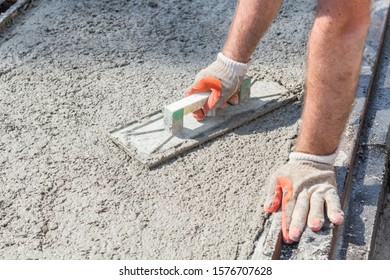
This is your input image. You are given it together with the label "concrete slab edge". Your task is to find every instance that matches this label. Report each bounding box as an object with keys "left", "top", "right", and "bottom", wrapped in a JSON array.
[
  {"left": 0, "top": 0, "right": 33, "bottom": 31},
  {"left": 339, "top": 146, "right": 389, "bottom": 259},
  {"left": 364, "top": 149, "right": 389, "bottom": 260},
  {"left": 250, "top": 213, "right": 283, "bottom": 260}
]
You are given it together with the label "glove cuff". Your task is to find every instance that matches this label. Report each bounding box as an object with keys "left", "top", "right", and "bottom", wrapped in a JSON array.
[
  {"left": 217, "top": 52, "right": 252, "bottom": 77},
  {"left": 289, "top": 149, "right": 339, "bottom": 166}
]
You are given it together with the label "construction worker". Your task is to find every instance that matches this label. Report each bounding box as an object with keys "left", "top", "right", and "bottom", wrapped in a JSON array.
[{"left": 186, "top": 0, "right": 371, "bottom": 243}]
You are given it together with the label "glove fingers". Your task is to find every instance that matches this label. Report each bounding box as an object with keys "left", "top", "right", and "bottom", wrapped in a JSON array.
[
  {"left": 278, "top": 177, "right": 294, "bottom": 244},
  {"left": 186, "top": 77, "right": 222, "bottom": 119},
  {"left": 227, "top": 92, "right": 239, "bottom": 106},
  {"left": 264, "top": 176, "right": 282, "bottom": 213},
  {"left": 264, "top": 185, "right": 282, "bottom": 213},
  {"left": 282, "top": 198, "right": 295, "bottom": 244},
  {"left": 192, "top": 109, "right": 205, "bottom": 121},
  {"left": 325, "top": 188, "right": 344, "bottom": 225},
  {"left": 308, "top": 190, "right": 325, "bottom": 231},
  {"left": 204, "top": 88, "right": 221, "bottom": 112},
  {"left": 189, "top": 76, "right": 221, "bottom": 111},
  {"left": 221, "top": 102, "right": 228, "bottom": 109},
  {"left": 186, "top": 76, "right": 222, "bottom": 96},
  {"left": 289, "top": 189, "right": 309, "bottom": 242}
]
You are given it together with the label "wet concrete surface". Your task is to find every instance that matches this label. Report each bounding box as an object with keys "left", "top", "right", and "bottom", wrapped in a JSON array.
[{"left": 0, "top": 0, "right": 314, "bottom": 259}]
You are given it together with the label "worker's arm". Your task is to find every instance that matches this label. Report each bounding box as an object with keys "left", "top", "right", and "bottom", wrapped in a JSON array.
[
  {"left": 222, "top": 0, "right": 283, "bottom": 63},
  {"left": 186, "top": 0, "right": 282, "bottom": 120},
  {"left": 264, "top": 0, "right": 371, "bottom": 243}
]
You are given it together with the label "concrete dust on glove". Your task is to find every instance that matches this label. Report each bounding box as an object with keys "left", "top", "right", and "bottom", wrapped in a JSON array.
[
  {"left": 186, "top": 52, "right": 251, "bottom": 120},
  {"left": 264, "top": 153, "right": 344, "bottom": 244}
]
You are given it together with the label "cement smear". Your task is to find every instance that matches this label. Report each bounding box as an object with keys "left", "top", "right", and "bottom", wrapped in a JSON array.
[{"left": 0, "top": 0, "right": 314, "bottom": 259}]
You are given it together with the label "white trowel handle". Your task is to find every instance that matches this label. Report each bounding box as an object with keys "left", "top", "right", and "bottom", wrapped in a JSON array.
[
  {"left": 163, "top": 92, "right": 211, "bottom": 135},
  {"left": 163, "top": 76, "right": 252, "bottom": 135}
]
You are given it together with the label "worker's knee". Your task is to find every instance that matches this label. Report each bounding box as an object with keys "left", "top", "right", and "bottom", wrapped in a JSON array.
[{"left": 315, "top": 0, "right": 370, "bottom": 36}]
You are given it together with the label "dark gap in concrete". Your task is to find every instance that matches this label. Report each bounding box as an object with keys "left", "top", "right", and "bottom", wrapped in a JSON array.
[
  {"left": 372, "top": 156, "right": 390, "bottom": 260},
  {"left": 0, "top": 0, "right": 17, "bottom": 14},
  {"left": 279, "top": 242, "right": 298, "bottom": 260}
]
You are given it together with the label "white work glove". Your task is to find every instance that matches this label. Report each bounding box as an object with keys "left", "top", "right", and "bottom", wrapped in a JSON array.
[
  {"left": 185, "top": 52, "right": 251, "bottom": 120},
  {"left": 264, "top": 151, "right": 345, "bottom": 244}
]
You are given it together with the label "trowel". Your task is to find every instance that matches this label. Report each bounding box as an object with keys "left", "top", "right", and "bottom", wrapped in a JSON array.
[{"left": 108, "top": 77, "right": 293, "bottom": 168}]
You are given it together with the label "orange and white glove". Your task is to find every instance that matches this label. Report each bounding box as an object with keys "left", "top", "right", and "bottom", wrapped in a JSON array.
[
  {"left": 185, "top": 52, "right": 251, "bottom": 120},
  {"left": 264, "top": 151, "right": 345, "bottom": 244}
]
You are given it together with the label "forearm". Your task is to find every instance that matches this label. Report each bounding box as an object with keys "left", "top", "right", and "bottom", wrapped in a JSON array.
[
  {"left": 296, "top": 1, "right": 370, "bottom": 155},
  {"left": 222, "top": 0, "right": 283, "bottom": 63}
]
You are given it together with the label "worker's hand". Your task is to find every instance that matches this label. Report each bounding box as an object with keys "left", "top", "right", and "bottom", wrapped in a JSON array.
[
  {"left": 263, "top": 154, "right": 344, "bottom": 244},
  {"left": 186, "top": 52, "right": 251, "bottom": 120}
]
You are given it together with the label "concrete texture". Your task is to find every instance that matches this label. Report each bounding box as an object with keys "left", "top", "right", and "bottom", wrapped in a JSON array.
[
  {"left": 251, "top": 212, "right": 282, "bottom": 260},
  {"left": 0, "top": 0, "right": 32, "bottom": 31},
  {"left": 340, "top": 10, "right": 390, "bottom": 259},
  {"left": 0, "top": 0, "right": 313, "bottom": 259},
  {"left": 341, "top": 147, "right": 388, "bottom": 260}
]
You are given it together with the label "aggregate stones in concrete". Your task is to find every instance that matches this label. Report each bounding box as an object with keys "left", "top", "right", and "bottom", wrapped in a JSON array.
[{"left": 0, "top": 0, "right": 315, "bottom": 259}]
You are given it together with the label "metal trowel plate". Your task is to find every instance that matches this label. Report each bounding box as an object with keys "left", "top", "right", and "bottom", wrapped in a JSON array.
[{"left": 109, "top": 81, "right": 294, "bottom": 167}]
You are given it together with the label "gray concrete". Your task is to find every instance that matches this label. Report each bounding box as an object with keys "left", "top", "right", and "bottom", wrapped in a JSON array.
[
  {"left": 341, "top": 147, "right": 388, "bottom": 260},
  {"left": 251, "top": 212, "right": 282, "bottom": 260},
  {"left": 0, "top": 0, "right": 312, "bottom": 259},
  {"left": 0, "top": 0, "right": 32, "bottom": 31},
  {"left": 338, "top": 6, "right": 390, "bottom": 259},
  {"left": 3, "top": 0, "right": 390, "bottom": 261}
]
